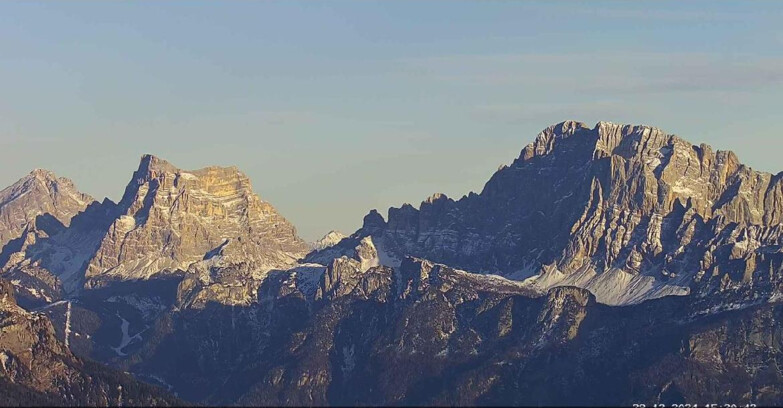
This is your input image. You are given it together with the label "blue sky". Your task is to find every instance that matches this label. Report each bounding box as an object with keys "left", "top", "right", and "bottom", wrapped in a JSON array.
[{"left": 1, "top": 1, "right": 782, "bottom": 240}]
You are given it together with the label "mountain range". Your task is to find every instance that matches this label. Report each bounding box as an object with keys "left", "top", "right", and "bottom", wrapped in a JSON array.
[{"left": 1, "top": 120, "right": 782, "bottom": 406}]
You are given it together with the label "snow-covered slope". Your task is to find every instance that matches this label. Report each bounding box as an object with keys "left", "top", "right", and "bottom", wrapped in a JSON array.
[{"left": 312, "top": 230, "right": 347, "bottom": 250}]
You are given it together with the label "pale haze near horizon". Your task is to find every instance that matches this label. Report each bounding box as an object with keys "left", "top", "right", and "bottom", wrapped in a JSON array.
[{"left": 1, "top": 1, "right": 782, "bottom": 241}]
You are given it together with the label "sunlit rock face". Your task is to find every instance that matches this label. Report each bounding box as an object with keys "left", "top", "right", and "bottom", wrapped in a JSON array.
[
  {"left": 84, "top": 154, "right": 309, "bottom": 288},
  {"left": 312, "top": 121, "right": 783, "bottom": 305},
  {"left": 0, "top": 169, "right": 94, "bottom": 249},
  {"left": 0, "top": 154, "right": 309, "bottom": 308}
]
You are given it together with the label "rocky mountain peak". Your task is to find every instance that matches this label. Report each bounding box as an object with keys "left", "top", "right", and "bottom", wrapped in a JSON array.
[
  {"left": 424, "top": 192, "right": 449, "bottom": 205},
  {"left": 16, "top": 169, "right": 77, "bottom": 192},
  {"left": 136, "top": 154, "right": 178, "bottom": 178},
  {"left": 116, "top": 155, "right": 260, "bottom": 218},
  {"left": 120, "top": 154, "right": 193, "bottom": 206},
  {"left": 312, "top": 120, "right": 783, "bottom": 306},
  {"left": 0, "top": 169, "right": 94, "bottom": 248},
  {"left": 518, "top": 120, "right": 686, "bottom": 164},
  {"left": 0, "top": 154, "right": 310, "bottom": 304},
  {"left": 84, "top": 155, "right": 309, "bottom": 288},
  {"left": 313, "top": 230, "right": 347, "bottom": 250},
  {"left": 28, "top": 168, "right": 57, "bottom": 181},
  {"left": 518, "top": 120, "right": 590, "bottom": 161},
  {"left": 1, "top": 169, "right": 88, "bottom": 205},
  {"left": 361, "top": 209, "right": 387, "bottom": 234}
]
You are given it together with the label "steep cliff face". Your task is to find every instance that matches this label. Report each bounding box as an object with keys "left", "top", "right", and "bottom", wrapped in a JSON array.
[
  {"left": 84, "top": 155, "right": 309, "bottom": 288},
  {"left": 0, "top": 279, "right": 181, "bottom": 406},
  {"left": 311, "top": 121, "right": 783, "bottom": 305}
]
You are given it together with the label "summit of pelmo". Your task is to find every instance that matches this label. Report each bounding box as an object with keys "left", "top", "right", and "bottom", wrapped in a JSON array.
[
  {"left": 0, "top": 154, "right": 309, "bottom": 306},
  {"left": 85, "top": 154, "right": 310, "bottom": 288}
]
